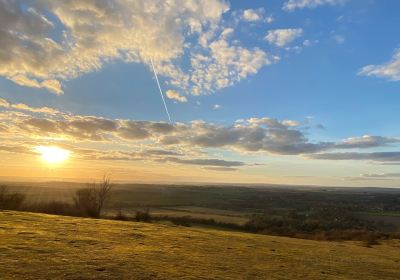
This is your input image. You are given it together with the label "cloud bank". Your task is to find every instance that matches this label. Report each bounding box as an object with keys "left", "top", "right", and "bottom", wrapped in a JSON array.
[{"left": 1, "top": 98, "right": 399, "bottom": 169}]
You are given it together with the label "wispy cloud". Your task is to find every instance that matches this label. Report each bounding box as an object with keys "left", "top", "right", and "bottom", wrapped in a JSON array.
[
  {"left": 335, "top": 135, "right": 400, "bottom": 149},
  {"left": 333, "top": 34, "right": 345, "bottom": 44},
  {"left": 0, "top": 98, "right": 61, "bottom": 115},
  {"left": 283, "top": 0, "right": 345, "bottom": 12},
  {"left": 308, "top": 152, "right": 400, "bottom": 162},
  {"left": 359, "top": 49, "right": 400, "bottom": 81},
  {"left": 164, "top": 157, "right": 245, "bottom": 167},
  {"left": 7, "top": 75, "right": 63, "bottom": 95},
  {"left": 344, "top": 172, "right": 400, "bottom": 181},
  {"left": 361, "top": 173, "right": 400, "bottom": 178},
  {"left": 202, "top": 166, "right": 238, "bottom": 172}
]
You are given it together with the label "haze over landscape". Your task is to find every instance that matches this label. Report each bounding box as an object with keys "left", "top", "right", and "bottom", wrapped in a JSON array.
[{"left": 1, "top": 0, "right": 400, "bottom": 187}]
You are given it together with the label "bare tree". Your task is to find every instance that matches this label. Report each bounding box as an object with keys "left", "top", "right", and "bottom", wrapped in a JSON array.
[{"left": 74, "top": 174, "right": 112, "bottom": 218}]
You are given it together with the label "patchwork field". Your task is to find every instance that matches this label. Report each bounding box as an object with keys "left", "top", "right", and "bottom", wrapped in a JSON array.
[
  {"left": 1, "top": 211, "right": 400, "bottom": 280},
  {"left": 104, "top": 206, "right": 249, "bottom": 225}
]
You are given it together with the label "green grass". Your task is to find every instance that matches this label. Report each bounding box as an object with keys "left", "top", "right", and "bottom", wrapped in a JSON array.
[{"left": 1, "top": 211, "right": 400, "bottom": 279}]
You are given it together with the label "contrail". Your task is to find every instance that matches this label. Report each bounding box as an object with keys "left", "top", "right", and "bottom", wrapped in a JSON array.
[{"left": 150, "top": 58, "right": 172, "bottom": 123}]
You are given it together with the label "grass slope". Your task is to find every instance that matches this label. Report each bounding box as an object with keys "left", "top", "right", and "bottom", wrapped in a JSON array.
[{"left": 0, "top": 211, "right": 399, "bottom": 280}]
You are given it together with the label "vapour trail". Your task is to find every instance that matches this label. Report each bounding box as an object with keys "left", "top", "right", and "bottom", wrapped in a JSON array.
[{"left": 150, "top": 58, "right": 172, "bottom": 123}]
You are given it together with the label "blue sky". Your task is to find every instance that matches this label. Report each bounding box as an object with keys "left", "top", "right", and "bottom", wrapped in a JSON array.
[{"left": 0, "top": 0, "right": 400, "bottom": 186}]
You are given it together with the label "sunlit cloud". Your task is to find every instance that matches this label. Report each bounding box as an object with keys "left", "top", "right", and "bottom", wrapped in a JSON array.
[
  {"left": 1, "top": 98, "right": 400, "bottom": 171},
  {"left": 166, "top": 90, "right": 187, "bottom": 103},
  {"left": 265, "top": 29, "right": 303, "bottom": 47},
  {"left": 0, "top": 0, "right": 276, "bottom": 96},
  {"left": 241, "top": 8, "right": 270, "bottom": 23},
  {"left": 359, "top": 49, "right": 400, "bottom": 81}
]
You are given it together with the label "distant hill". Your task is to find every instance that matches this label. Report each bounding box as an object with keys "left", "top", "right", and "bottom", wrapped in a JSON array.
[{"left": 1, "top": 211, "right": 399, "bottom": 280}]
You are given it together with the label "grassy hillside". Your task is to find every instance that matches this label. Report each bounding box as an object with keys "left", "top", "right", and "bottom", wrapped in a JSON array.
[{"left": 0, "top": 211, "right": 399, "bottom": 280}]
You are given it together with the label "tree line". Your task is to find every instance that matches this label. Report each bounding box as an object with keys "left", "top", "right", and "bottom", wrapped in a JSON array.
[{"left": 0, "top": 175, "right": 112, "bottom": 218}]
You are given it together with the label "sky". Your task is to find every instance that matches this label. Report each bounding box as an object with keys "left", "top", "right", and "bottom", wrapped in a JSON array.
[{"left": 0, "top": 0, "right": 400, "bottom": 186}]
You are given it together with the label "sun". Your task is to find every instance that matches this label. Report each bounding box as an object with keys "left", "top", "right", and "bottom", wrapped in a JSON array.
[{"left": 36, "top": 146, "right": 71, "bottom": 164}]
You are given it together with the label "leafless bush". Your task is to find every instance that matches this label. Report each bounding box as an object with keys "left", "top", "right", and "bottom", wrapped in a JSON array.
[
  {"left": 115, "top": 209, "right": 128, "bottom": 221},
  {"left": 28, "top": 201, "right": 77, "bottom": 216},
  {"left": 74, "top": 175, "right": 112, "bottom": 218},
  {"left": 362, "top": 232, "right": 381, "bottom": 247},
  {"left": 135, "top": 209, "right": 151, "bottom": 222}
]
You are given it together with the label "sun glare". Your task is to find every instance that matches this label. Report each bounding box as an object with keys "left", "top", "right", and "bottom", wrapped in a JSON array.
[{"left": 36, "top": 146, "right": 71, "bottom": 164}]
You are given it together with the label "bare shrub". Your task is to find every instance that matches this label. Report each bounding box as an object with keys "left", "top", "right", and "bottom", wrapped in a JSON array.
[
  {"left": 362, "top": 232, "right": 381, "bottom": 248},
  {"left": 0, "top": 185, "right": 25, "bottom": 210},
  {"left": 115, "top": 209, "right": 128, "bottom": 221},
  {"left": 171, "top": 217, "right": 192, "bottom": 227},
  {"left": 135, "top": 209, "right": 151, "bottom": 222},
  {"left": 29, "top": 201, "right": 77, "bottom": 216},
  {"left": 74, "top": 175, "right": 112, "bottom": 218}
]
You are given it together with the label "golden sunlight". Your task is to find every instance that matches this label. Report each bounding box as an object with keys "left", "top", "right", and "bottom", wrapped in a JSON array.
[{"left": 36, "top": 146, "right": 71, "bottom": 164}]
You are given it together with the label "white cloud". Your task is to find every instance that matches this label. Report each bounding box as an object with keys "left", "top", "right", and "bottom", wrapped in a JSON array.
[
  {"left": 333, "top": 34, "right": 345, "bottom": 44},
  {"left": 220, "top": 28, "right": 235, "bottom": 39},
  {"left": 240, "top": 8, "right": 274, "bottom": 23},
  {"left": 359, "top": 49, "right": 400, "bottom": 81},
  {"left": 265, "top": 28, "right": 303, "bottom": 47},
  {"left": 241, "top": 8, "right": 273, "bottom": 23},
  {"left": 266, "top": 16, "right": 274, "bottom": 23},
  {"left": 0, "top": 0, "right": 230, "bottom": 94},
  {"left": 0, "top": 0, "right": 276, "bottom": 97},
  {"left": 242, "top": 8, "right": 264, "bottom": 22},
  {"left": 166, "top": 90, "right": 187, "bottom": 103},
  {"left": 188, "top": 37, "right": 274, "bottom": 94},
  {"left": 213, "top": 104, "right": 221, "bottom": 110},
  {"left": 283, "top": 0, "right": 344, "bottom": 11}
]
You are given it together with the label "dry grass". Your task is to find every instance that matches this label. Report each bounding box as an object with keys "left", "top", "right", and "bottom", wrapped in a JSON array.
[{"left": 0, "top": 211, "right": 399, "bottom": 279}]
